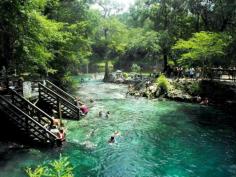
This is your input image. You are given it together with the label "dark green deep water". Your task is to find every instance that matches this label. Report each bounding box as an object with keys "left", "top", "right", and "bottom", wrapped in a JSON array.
[{"left": 0, "top": 78, "right": 236, "bottom": 177}]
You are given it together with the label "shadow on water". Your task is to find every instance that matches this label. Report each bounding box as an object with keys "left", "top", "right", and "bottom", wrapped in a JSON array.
[{"left": 178, "top": 103, "right": 235, "bottom": 127}]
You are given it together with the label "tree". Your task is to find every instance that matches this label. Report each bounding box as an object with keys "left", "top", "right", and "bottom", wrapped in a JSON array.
[
  {"left": 173, "top": 31, "right": 232, "bottom": 66},
  {"left": 0, "top": 0, "right": 65, "bottom": 75},
  {"left": 187, "top": 0, "right": 236, "bottom": 32},
  {"left": 128, "top": 0, "right": 192, "bottom": 71},
  {"left": 90, "top": 0, "right": 128, "bottom": 81}
]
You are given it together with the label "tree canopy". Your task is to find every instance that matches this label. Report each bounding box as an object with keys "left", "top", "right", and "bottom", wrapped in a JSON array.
[
  {"left": 0, "top": 0, "right": 236, "bottom": 88},
  {"left": 173, "top": 31, "right": 233, "bottom": 66}
]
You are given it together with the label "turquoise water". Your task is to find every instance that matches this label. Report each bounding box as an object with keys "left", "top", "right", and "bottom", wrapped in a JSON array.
[{"left": 0, "top": 79, "right": 236, "bottom": 177}]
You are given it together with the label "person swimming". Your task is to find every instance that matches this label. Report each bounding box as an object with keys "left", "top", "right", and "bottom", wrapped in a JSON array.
[
  {"left": 108, "top": 131, "right": 121, "bottom": 144},
  {"left": 99, "top": 111, "right": 103, "bottom": 117},
  {"left": 108, "top": 136, "right": 115, "bottom": 143},
  {"left": 105, "top": 111, "right": 110, "bottom": 118}
]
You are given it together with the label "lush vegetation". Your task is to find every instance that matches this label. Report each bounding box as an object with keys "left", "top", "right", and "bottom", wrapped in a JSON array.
[
  {"left": 26, "top": 155, "right": 74, "bottom": 177},
  {"left": 0, "top": 0, "right": 235, "bottom": 88},
  {"left": 155, "top": 74, "right": 170, "bottom": 92}
]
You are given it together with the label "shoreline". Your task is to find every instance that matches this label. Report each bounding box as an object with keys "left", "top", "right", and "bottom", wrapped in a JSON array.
[{"left": 108, "top": 77, "right": 236, "bottom": 117}]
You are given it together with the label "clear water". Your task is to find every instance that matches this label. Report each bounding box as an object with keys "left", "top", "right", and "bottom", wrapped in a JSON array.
[{"left": 0, "top": 78, "right": 236, "bottom": 177}]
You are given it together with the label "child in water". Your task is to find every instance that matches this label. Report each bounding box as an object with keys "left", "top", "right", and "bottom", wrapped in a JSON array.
[{"left": 108, "top": 131, "right": 121, "bottom": 144}]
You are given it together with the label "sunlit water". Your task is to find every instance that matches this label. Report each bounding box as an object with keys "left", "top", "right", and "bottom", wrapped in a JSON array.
[{"left": 1, "top": 77, "right": 236, "bottom": 177}]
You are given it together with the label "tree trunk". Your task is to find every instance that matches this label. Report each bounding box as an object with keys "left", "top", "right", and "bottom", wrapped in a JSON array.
[
  {"left": 103, "top": 60, "right": 109, "bottom": 82},
  {"left": 163, "top": 52, "right": 168, "bottom": 72},
  {"left": 86, "top": 63, "right": 89, "bottom": 74}
]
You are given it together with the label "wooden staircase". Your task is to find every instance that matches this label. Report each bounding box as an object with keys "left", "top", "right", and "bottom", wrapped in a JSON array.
[
  {"left": 0, "top": 91, "right": 59, "bottom": 146},
  {"left": 0, "top": 80, "right": 81, "bottom": 146},
  {"left": 38, "top": 82, "right": 81, "bottom": 120},
  {"left": 45, "top": 80, "right": 77, "bottom": 105}
]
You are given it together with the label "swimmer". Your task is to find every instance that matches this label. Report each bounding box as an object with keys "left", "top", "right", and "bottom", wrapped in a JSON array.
[
  {"left": 105, "top": 111, "right": 110, "bottom": 118},
  {"left": 108, "top": 136, "right": 115, "bottom": 143},
  {"left": 99, "top": 111, "right": 103, "bottom": 117},
  {"left": 113, "top": 131, "right": 120, "bottom": 136}
]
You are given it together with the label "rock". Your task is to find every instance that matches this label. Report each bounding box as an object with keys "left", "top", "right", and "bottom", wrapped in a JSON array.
[
  {"left": 167, "top": 88, "right": 192, "bottom": 102},
  {"left": 149, "top": 85, "right": 157, "bottom": 93},
  {"left": 115, "top": 78, "right": 125, "bottom": 83}
]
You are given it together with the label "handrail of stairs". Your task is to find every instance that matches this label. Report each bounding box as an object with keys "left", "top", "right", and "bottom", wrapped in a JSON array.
[
  {"left": 0, "top": 95, "right": 58, "bottom": 144},
  {"left": 38, "top": 83, "right": 81, "bottom": 118},
  {"left": 8, "top": 89, "right": 54, "bottom": 126},
  {"left": 46, "top": 80, "right": 77, "bottom": 105}
]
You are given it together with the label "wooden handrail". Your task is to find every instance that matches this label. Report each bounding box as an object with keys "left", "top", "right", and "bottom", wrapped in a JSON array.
[
  {"left": 0, "top": 95, "right": 58, "bottom": 142},
  {"left": 8, "top": 89, "right": 54, "bottom": 125},
  {"left": 46, "top": 80, "right": 77, "bottom": 104},
  {"left": 39, "top": 83, "right": 80, "bottom": 111}
]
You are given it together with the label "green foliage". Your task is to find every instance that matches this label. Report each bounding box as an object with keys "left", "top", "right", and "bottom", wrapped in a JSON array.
[
  {"left": 19, "top": 11, "right": 66, "bottom": 73},
  {"left": 26, "top": 166, "right": 45, "bottom": 177},
  {"left": 131, "top": 64, "right": 141, "bottom": 73},
  {"left": 187, "top": 82, "right": 200, "bottom": 96},
  {"left": 0, "top": 0, "right": 92, "bottom": 89},
  {"left": 26, "top": 155, "right": 74, "bottom": 177},
  {"left": 155, "top": 74, "right": 170, "bottom": 92},
  {"left": 127, "top": 28, "right": 160, "bottom": 56},
  {"left": 123, "top": 72, "right": 129, "bottom": 79},
  {"left": 1, "top": 0, "right": 236, "bottom": 86},
  {"left": 92, "top": 16, "right": 128, "bottom": 57},
  {"left": 173, "top": 31, "right": 232, "bottom": 66}
]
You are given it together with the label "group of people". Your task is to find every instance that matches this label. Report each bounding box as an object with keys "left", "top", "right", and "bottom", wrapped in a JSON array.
[
  {"left": 44, "top": 116, "right": 66, "bottom": 144},
  {"left": 76, "top": 96, "right": 120, "bottom": 145},
  {"left": 196, "top": 96, "right": 209, "bottom": 105},
  {"left": 166, "top": 67, "right": 202, "bottom": 80}
]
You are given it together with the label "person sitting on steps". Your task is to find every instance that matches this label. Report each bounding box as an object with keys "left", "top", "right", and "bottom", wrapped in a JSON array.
[{"left": 57, "top": 128, "right": 65, "bottom": 141}]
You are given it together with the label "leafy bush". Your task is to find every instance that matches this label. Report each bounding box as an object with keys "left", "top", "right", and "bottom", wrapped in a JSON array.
[
  {"left": 155, "top": 74, "right": 170, "bottom": 92},
  {"left": 131, "top": 64, "right": 141, "bottom": 73},
  {"left": 123, "top": 72, "right": 129, "bottom": 79},
  {"left": 26, "top": 155, "right": 74, "bottom": 177},
  {"left": 186, "top": 82, "right": 200, "bottom": 96}
]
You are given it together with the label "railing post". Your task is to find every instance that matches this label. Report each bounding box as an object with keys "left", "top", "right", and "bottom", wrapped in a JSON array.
[
  {"left": 26, "top": 117, "right": 29, "bottom": 135},
  {"left": 57, "top": 97, "right": 62, "bottom": 120},
  {"left": 38, "top": 111, "right": 41, "bottom": 124},
  {"left": 11, "top": 91, "right": 14, "bottom": 104},
  {"left": 38, "top": 84, "right": 41, "bottom": 100}
]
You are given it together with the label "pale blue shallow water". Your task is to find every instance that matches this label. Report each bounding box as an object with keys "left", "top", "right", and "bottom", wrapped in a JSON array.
[{"left": 0, "top": 78, "right": 236, "bottom": 177}]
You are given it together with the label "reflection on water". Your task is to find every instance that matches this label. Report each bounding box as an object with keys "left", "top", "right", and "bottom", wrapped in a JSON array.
[{"left": 0, "top": 78, "right": 236, "bottom": 177}]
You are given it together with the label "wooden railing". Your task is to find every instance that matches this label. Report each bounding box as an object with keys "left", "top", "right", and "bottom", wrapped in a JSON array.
[
  {"left": 46, "top": 80, "right": 77, "bottom": 105},
  {"left": 0, "top": 95, "right": 58, "bottom": 144},
  {"left": 209, "top": 68, "right": 236, "bottom": 82},
  {"left": 39, "top": 83, "right": 80, "bottom": 119},
  {"left": 9, "top": 89, "right": 54, "bottom": 126}
]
